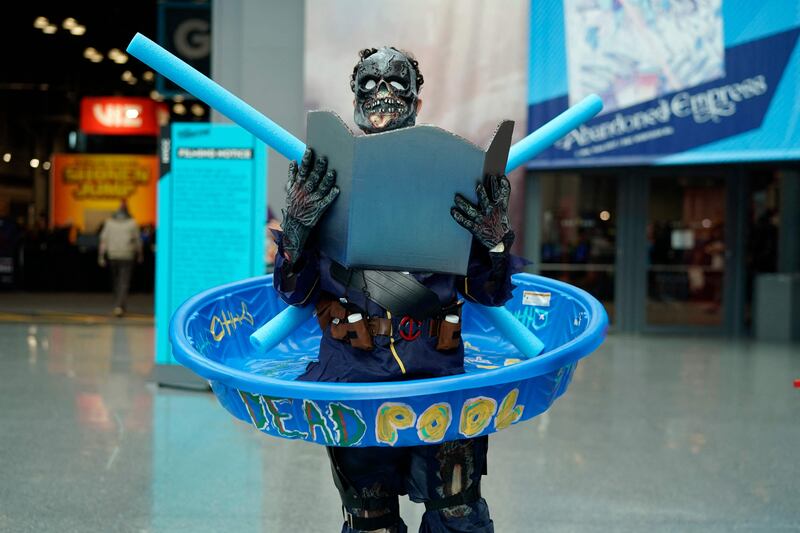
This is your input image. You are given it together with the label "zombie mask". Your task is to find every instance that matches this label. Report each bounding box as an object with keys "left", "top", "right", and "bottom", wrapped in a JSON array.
[{"left": 351, "top": 47, "right": 421, "bottom": 134}]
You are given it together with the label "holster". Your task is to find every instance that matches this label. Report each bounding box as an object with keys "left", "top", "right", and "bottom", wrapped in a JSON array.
[
  {"left": 316, "top": 298, "right": 374, "bottom": 351},
  {"left": 433, "top": 301, "right": 463, "bottom": 351}
]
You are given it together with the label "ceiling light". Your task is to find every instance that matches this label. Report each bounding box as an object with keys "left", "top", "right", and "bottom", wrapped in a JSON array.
[
  {"left": 113, "top": 54, "right": 129, "bottom": 65},
  {"left": 70, "top": 25, "right": 86, "bottom": 36},
  {"left": 42, "top": 161, "right": 51, "bottom": 171},
  {"left": 190, "top": 104, "right": 205, "bottom": 117},
  {"left": 126, "top": 77, "right": 138, "bottom": 85},
  {"left": 42, "top": 24, "right": 57, "bottom": 34},
  {"left": 172, "top": 94, "right": 185, "bottom": 103},
  {"left": 83, "top": 47, "right": 98, "bottom": 59},
  {"left": 33, "top": 17, "right": 49, "bottom": 29},
  {"left": 142, "top": 71, "right": 154, "bottom": 82},
  {"left": 2, "top": 153, "right": 10, "bottom": 163},
  {"left": 108, "top": 48, "right": 122, "bottom": 60},
  {"left": 173, "top": 103, "right": 187, "bottom": 115},
  {"left": 121, "top": 70, "right": 133, "bottom": 81},
  {"left": 62, "top": 18, "right": 77, "bottom": 30},
  {"left": 149, "top": 90, "right": 163, "bottom": 101},
  {"left": 600, "top": 210, "right": 611, "bottom": 221},
  {"left": 30, "top": 158, "right": 40, "bottom": 168}
]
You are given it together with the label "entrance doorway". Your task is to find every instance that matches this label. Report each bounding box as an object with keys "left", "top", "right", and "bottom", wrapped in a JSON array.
[
  {"left": 535, "top": 172, "right": 617, "bottom": 323},
  {"left": 646, "top": 176, "right": 727, "bottom": 327},
  {"left": 526, "top": 167, "right": 760, "bottom": 335}
]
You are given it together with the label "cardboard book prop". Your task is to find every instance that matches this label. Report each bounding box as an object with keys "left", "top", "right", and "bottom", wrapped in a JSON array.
[{"left": 308, "top": 111, "right": 514, "bottom": 275}]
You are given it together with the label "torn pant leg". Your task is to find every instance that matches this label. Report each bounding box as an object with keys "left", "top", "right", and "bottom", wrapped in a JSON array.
[
  {"left": 328, "top": 446, "right": 409, "bottom": 533},
  {"left": 406, "top": 436, "right": 493, "bottom": 533}
]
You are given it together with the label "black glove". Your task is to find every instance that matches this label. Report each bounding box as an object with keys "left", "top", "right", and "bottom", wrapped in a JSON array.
[
  {"left": 450, "top": 174, "right": 514, "bottom": 251},
  {"left": 281, "top": 148, "right": 339, "bottom": 262}
]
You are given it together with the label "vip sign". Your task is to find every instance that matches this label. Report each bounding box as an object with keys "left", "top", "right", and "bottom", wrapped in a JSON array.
[{"left": 80, "top": 97, "right": 168, "bottom": 136}]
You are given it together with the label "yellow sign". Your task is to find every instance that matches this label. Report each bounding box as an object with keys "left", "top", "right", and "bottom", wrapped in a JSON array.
[{"left": 50, "top": 154, "right": 158, "bottom": 232}]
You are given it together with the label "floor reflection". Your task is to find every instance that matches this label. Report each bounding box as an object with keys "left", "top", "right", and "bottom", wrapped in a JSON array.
[{"left": 0, "top": 323, "right": 798, "bottom": 531}]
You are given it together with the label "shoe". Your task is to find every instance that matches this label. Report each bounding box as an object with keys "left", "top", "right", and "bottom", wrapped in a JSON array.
[{"left": 113, "top": 307, "right": 124, "bottom": 317}]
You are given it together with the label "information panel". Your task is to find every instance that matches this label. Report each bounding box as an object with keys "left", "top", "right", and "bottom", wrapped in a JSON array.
[
  {"left": 155, "top": 123, "right": 266, "bottom": 368},
  {"left": 528, "top": 1, "right": 800, "bottom": 167}
]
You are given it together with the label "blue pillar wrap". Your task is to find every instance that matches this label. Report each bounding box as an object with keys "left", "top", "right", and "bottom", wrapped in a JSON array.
[
  {"left": 127, "top": 33, "right": 307, "bottom": 163},
  {"left": 250, "top": 305, "right": 315, "bottom": 353},
  {"left": 125, "top": 34, "right": 602, "bottom": 359},
  {"left": 505, "top": 94, "right": 603, "bottom": 173}
]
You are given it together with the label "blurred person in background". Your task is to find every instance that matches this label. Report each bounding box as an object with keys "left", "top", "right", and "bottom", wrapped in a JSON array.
[{"left": 98, "top": 201, "right": 143, "bottom": 317}]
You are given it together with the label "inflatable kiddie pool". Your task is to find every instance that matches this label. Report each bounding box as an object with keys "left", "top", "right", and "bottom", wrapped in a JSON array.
[{"left": 169, "top": 273, "right": 608, "bottom": 447}]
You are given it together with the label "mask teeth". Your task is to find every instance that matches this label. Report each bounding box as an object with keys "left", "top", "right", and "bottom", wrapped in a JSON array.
[{"left": 365, "top": 97, "right": 406, "bottom": 112}]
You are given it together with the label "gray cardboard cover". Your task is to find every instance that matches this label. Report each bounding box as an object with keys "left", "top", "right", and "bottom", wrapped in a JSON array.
[{"left": 308, "top": 111, "right": 513, "bottom": 275}]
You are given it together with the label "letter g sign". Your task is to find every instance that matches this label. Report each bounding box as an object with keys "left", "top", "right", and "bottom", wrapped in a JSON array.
[{"left": 174, "top": 19, "right": 210, "bottom": 60}]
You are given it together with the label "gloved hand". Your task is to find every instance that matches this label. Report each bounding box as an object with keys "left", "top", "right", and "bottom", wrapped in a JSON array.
[
  {"left": 451, "top": 174, "right": 514, "bottom": 251},
  {"left": 281, "top": 148, "right": 339, "bottom": 263}
]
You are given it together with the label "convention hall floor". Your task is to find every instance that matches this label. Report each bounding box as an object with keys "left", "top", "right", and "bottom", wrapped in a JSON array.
[{"left": 1, "top": 322, "right": 798, "bottom": 532}]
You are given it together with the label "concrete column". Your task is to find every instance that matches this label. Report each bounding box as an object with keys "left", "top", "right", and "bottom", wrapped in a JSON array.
[{"left": 211, "top": 0, "right": 305, "bottom": 218}]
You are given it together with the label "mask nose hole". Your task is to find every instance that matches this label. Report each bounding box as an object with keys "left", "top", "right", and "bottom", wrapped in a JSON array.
[{"left": 377, "top": 79, "right": 391, "bottom": 94}]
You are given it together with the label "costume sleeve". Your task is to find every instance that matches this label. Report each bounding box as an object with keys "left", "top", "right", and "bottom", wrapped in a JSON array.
[
  {"left": 272, "top": 229, "right": 320, "bottom": 307},
  {"left": 457, "top": 240, "right": 522, "bottom": 307}
]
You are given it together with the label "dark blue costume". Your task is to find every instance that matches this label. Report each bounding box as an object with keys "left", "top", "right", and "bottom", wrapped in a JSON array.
[
  {"left": 275, "top": 235, "right": 514, "bottom": 383},
  {"left": 274, "top": 234, "right": 515, "bottom": 533}
]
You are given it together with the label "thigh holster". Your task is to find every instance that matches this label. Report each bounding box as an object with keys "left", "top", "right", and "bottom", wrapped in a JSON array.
[{"left": 327, "top": 448, "right": 402, "bottom": 531}]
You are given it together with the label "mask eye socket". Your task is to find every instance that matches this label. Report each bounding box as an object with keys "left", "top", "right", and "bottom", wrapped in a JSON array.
[
  {"left": 389, "top": 80, "right": 406, "bottom": 91},
  {"left": 362, "top": 78, "right": 377, "bottom": 90}
]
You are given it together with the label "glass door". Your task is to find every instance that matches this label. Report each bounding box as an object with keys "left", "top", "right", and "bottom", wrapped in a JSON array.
[
  {"left": 646, "top": 175, "right": 727, "bottom": 327},
  {"left": 538, "top": 173, "right": 617, "bottom": 323}
]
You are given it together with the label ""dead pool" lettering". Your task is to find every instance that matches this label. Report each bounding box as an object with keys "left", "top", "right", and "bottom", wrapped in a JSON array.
[{"left": 237, "top": 387, "right": 524, "bottom": 447}]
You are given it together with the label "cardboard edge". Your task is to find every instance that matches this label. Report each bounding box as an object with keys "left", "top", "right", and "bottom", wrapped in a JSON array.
[
  {"left": 485, "top": 120, "right": 516, "bottom": 152},
  {"left": 307, "top": 109, "right": 356, "bottom": 138}
]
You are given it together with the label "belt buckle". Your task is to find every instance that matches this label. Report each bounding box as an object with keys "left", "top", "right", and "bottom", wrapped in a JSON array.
[{"left": 398, "top": 315, "right": 423, "bottom": 341}]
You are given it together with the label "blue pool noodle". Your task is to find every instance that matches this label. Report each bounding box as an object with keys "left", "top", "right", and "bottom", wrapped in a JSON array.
[
  {"left": 125, "top": 33, "right": 602, "bottom": 359},
  {"left": 250, "top": 305, "right": 314, "bottom": 353},
  {"left": 505, "top": 94, "right": 603, "bottom": 173},
  {"left": 127, "top": 33, "right": 306, "bottom": 163}
]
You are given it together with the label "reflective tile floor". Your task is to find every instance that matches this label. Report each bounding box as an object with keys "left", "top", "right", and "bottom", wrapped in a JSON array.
[{"left": 1, "top": 322, "right": 798, "bottom": 532}]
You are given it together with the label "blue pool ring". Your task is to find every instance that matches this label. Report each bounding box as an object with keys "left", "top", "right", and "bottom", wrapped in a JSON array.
[{"left": 170, "top": 273, "right": 608, "bottom": 447}]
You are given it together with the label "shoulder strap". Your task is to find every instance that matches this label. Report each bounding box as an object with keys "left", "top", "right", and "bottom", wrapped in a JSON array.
[{"left": 330, "top": 262, "right": 442, "bottom": 320}]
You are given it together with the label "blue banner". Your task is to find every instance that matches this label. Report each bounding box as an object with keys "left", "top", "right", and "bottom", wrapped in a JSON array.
[
  {"left": 155, "top": 124, "right": 266, "bottom": 365},
  {"left": 528, "top": 1, "right": 800, "bottom": 167}
]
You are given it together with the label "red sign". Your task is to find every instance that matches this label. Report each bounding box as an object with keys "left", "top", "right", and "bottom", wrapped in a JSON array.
[{"left": 80, "top": 97, "right": 168, "bottom": 136}]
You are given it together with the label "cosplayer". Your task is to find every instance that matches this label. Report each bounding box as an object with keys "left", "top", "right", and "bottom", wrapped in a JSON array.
[
  {"left": 274, "top": 47, "right": 515, "bottom": 533},
  {"left": 126, "top": 29, "right": 607, "bottom": 533}
]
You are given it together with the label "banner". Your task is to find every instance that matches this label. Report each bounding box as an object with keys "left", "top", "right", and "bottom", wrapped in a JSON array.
[
  {"left": 155, "top": 123, "right": 266, "bottom": 368},
  {"left": 50, "top": 154, "right": 157, "bottom": 232},
  {"left": 528, "top": 1, "right": 800, "bottom": 167},
  {"left": 80, "top": 97, "right": 168, "bottom": 136}
]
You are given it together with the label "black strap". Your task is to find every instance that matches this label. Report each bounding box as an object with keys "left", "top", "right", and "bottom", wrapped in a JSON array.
[
  {"left": 424, "top": 483, "right": 482, "bottom": 512},
  {"left": 330, "top": 262, "right": 442, "bottom": 320},
  {"left": 327, "top": 448, "right": 401, "bottom": 518},
  {"left": 343, "top": 507, "right": 401, "bottom": 531}
]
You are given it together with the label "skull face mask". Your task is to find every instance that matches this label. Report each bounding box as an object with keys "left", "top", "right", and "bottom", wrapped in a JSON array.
[{"left": 351, "top": 47, "right": 422, "bottom": 134}]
